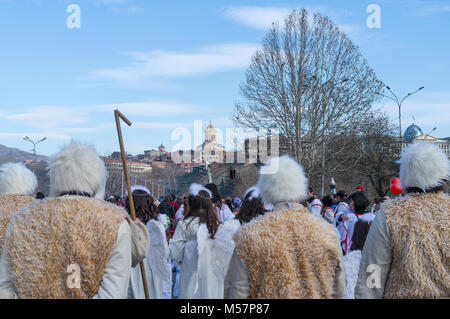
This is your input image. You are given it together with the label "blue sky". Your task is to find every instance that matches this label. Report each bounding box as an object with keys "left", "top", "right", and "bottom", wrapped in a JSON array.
[{"left": 0, "top": 0, "right": 449, "bottom": 156}]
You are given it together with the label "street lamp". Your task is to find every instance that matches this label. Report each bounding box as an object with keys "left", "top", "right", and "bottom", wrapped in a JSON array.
[
  {"left": 23, "top": 136, "right": 47, "bottom": 163},
  {"left": 330, "top": 177, "right": 336, "bottom": 195},
  {"left": 376, "top": 85, "right": 424, "bottom": 140}
]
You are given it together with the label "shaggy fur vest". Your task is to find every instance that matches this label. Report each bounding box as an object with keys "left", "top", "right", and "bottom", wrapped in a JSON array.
[
  {"left": 233, "top": 206, "right": 340, "bottom": 298},
  {"left": 0, "top": 194, "right": 35, "bottom": 250},
  {"left": 383, "top": 192, "right": 450, "bottom": 298},
  {"left": 4, "top": 196, "right": 127, "bottom": 299}
]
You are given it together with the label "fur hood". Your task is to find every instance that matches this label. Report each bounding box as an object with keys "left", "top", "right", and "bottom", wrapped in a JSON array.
[
  {"left": 257, "top": 155, "right": 308, "bottom": 205},
  {"left": 0, "top": 162, "right": 37, "bottom": 196},
  {"left": 399, "top": 141, "right": 449, "bottom": 190},
  {"left": 48, "top": 141, "right": 107, "bottom": 199}
]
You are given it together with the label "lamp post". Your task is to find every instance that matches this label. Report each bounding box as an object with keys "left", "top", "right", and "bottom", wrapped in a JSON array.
[
  {"left": 23, "top": 136, "right": 47, "bottom": 163},
  {"left": 330, "top": 177, "right": 336, "bottom": 195},
  {"left": 376, "top": 85, "right": 424, "bottom": 140}
]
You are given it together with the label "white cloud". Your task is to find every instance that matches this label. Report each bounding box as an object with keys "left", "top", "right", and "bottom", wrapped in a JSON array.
[
  {"left": 0, "top": 132, "right": 70, "bottom": 140},
  {"left": 222, "top": 6, "right": 292, "bottom": 30},
  {"left": 88, "top": 43, "right": 259, "bottom": 82},
  {"left": 90, "top": 101, "right": 201, "bottom": 116},
  {"left": 222, "top": 6, "right": 356, "bottom": 31},
  {"left": 4, "top": 107, "right": 88, "bottom": 129}
]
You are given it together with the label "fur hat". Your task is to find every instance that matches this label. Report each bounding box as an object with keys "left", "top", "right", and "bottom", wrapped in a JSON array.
[
  {"left": 189, "top": 183, "right": 212, "bottom": 198},
  {"left": 399, "top": 142, "right": 449, "bottom": 191},
  {"left": 0, "top": 162, "right": 37, "bottom": 195},
  {"left": 48, "top": 141, "right": 107, "bottom": 199},
  {"left": 244, "top": 186, "right": 261, "bottom": 200},
  {"left": 257, "top": 155, "right": 308, "bottom": 204},
  {"left": 125, "top": 185, "right": 151, "bottom": 197}
]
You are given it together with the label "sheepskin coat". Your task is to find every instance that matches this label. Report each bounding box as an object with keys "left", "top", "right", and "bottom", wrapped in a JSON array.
[
  {"left": 383, "top": 192, "right": 450, "bottom": 298},
  {"left": 231, "top": 202, "right": 346, "bottom": 299},
  {"left": 0, "top": 194, "right": 35, "bottom": 249},
  {"left": 2, "top": 196, "right": 128, "bottom": 299}
]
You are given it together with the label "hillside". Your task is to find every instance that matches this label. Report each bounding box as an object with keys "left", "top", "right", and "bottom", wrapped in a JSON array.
[{"left": 0, "top": 144, "right": 48, "bottom": 163}]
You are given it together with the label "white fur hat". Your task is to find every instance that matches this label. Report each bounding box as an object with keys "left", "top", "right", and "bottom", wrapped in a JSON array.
[
  {"left": 257, "top": 155, "right": 308, "bottom": 204},
  {"left": 125, "top": 185, "right": 151, "bottom": 197},
  {"left": 189, "top": 183, "right": 212, "bottom": 198},
  {"left": 0, "top": 162, "right": 37, "bottom": 195},
  {"left": 48, "top": 141, "right": 107, "bottom": 199},
  {"left": 244, "top": 186, "right": 261, "bottom": 200},
  {"left": 399, "top": 141, "right": 449, "bottom": 190}
]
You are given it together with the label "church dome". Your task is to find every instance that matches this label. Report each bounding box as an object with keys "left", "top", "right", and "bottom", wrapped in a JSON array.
[
  {"left": 404, "top": 124, "right": 423, "bottom": 143},
  {"left": 205, "top": 122, "right": 216, "bottom": 132}
]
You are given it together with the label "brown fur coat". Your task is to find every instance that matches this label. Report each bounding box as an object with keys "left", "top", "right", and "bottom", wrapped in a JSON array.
[
  {"left": 383, "top": 192, "right": 450, "bottom": 298},
  {"left": 233, "top": 206, "right": 341, "bottom": 298},
  {"left": 0, "top": 194, "right": 35, "bottom": 250},
  {"left": 4, "top": 196, "right": 127, "bottom": 299}
]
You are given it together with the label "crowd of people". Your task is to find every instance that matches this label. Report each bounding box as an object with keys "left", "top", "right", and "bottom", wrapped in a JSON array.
[{"left": 0, "top": 139, "right": 448, "bottom": 299}]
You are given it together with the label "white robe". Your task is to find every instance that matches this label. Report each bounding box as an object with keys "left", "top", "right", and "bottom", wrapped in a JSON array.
[
  {"left": 195, "top": 219, "right": 241, "bottom": 298},
  {"left": 169, "top": 217, "right": 200, "bottom": 299},
  {"left": 307, "top": 198, "right": 322, "bottom": 218},
  {"left": 169, "top": 217, "right": 240, "bottom": 299},
  {"left": 217, "top": 203, "right": 235, "bottom": 223},
  {"left": 343, "top": 250, "right": 362, "bottom": 299},
  {"left": 128, "top": 219, "right": 171, "bottom": 299},
  {"left": 175, "top": 204, "right": 184, "bottom": 220}
]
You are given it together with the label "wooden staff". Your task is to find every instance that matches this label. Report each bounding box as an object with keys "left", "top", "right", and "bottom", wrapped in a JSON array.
[{"left": 114, "top": 109, "right": 150, "bottom": 299}]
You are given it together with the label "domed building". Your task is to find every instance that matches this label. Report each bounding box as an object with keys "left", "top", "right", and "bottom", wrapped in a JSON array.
[
  {"left": 403, "top": 124, "right": 450, "bottom": 158},
  {"left": 196, "top": 122, "right": 225, "bottom": 164},
  {"left": 404, "top": 124, "right": 423, "bottom": 143}
]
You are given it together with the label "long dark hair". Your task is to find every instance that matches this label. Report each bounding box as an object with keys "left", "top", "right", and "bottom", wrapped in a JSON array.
[
  {"left": 350, "top": 220, "right": 372, "bottom": 251},
  {"left": 236, "top": 191, "right": 265, "bottom": 224},
  {"left": 350, "top": 192, "right": 370, "bottom": 214},
  {"left": 125, "top": 189, "right": 158, "bottom": 224},
  {"left": 204, "top": 183, "right": 222, "bottom": 209},
  {"left": 184, "top": 190, "right": 220, "bottom": 239}
]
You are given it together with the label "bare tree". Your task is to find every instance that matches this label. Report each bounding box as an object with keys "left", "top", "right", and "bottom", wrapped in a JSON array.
[
  {"left": 234, "top": 164, "right": 259, "bottom": 197},
  {"left": 321, "top": 111, "right": 400, "bottom": 198},
  {"left": 354, "top": 112, "right": 400, "bottom": 196},
  {"left": 232, "top": 8, "right": 384, "bottom": 178}
]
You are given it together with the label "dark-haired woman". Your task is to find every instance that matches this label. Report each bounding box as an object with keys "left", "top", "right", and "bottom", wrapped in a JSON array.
[
  {"left": 320, "top": 195, "right": 335, "bottom": 224},
  {"left": 340, "top": 192, "right": 375, "bottom": 255},
  {"left": 204, "top": 183, "right": 235, "bottom": 222},
  {"left": 343, "top": 220, "right": 371, "bottom": 298},
  {"left": 169, "top": 183, "right": 240, "bottom": 298},
  {"left": 125, "top": 186, "right": 171, "bottom": 299},
  {"left": 235, "top": 186, "right": 266, "bottom": 224}
]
